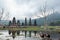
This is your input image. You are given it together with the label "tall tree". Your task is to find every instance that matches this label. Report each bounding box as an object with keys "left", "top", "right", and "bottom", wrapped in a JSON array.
[
  {"left": 40, "top": 1, "right": 51, "bottom": 30},
  {"left": 0, "top": 8, "right": 4, "bottom": 20},
  {"left": 22, "top": 22, "right": 24, "bottom": 26},
  {"left": 34, "top": 19, "right": 37, "bottom": 26},
  {"left": 25, "top": 17, "right": 27, "bottom": 26},
  {"left": 9, "top": 21, "right": 11, "bottom": 26},
  {"left": 12, "top": 17, "right": 16, "bottom": 25},
  {"left": 17, "top": 20, "right": 20, "bottom": 26},
  {"left": 29, "top": 18, "right": 32, "bottom": 26}
]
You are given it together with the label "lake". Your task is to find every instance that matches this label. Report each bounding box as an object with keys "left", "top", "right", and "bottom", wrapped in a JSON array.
[{"left": 0, "top": 30, "right": 60, "bottom": 40}]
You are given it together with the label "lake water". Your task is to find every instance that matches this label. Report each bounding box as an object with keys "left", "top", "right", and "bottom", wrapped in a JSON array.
[{"left": 0, "top": 30, "right": 60, "bottom": 40}]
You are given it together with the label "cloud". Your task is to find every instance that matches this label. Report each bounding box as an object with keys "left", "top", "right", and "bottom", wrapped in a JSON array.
[{"left": 0, "top": 0, "right": 60, "bottom": 20}]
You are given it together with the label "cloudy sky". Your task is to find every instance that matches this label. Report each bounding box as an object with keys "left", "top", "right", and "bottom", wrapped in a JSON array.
[{"left": 0, "top": 0, "right": 60, "bottom": 20}]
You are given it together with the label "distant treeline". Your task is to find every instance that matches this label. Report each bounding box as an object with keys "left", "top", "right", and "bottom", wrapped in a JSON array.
[
  {"left": 49, "top": 21, "right": 60, "bottom": 26},
  {"left": 8, "top": 17, "right": 37, "bottom": 26}
]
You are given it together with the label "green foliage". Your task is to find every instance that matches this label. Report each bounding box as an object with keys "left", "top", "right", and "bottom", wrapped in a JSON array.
[
  {"left": 22, "top": 22, "right": 24, "bottom": 26},
  {"left": 12, "top": 17, "right": 16, "bottom": 24},
  {"left": 17, "top": 20, "right": 20, "bottom": 26},
  {"left": 25, "top": 17, "right": 27, "bottom": 26},
  {"left": 34, "top": 19, "right": 37, "bottom": 26},
  {"left": 9, "top": 21, "right": 11, "bottom": 26},
  {"left": 50, "top": 21, "right": 60, "bottom": 26},
  {"left": 29, "top": 18, "right": 32, "bottom": 26}
]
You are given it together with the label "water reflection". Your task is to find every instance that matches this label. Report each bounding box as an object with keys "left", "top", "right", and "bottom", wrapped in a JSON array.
[{"left": 0, "top": 30, "right": 60, "bottom": 40}]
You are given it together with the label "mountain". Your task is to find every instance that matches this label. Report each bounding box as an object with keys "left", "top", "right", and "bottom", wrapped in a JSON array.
[
  {"left": 0, "top": 20, "right": 9, "bottom": 25},
  {"left": 0, "top": 12, "right": 60, "bottom": 26},
  {"left": 33, "top": 12, "right": 60, "bottom": 25}
]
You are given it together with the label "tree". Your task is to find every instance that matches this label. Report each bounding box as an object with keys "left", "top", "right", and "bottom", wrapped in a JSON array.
[
  {"left": 25, "top": 17, "right": 27, "bottom": 26},
  {"left": 9, "top": 21, "right": 11, "bottom": 26},
  {"left": 17, "top": 20, "right": 20, "bottom": 26},
  {"left": 0, "top": 8, "right": 10, "bottom": 21},
  {"left": 40, "top": 1, "right": 53, "bottom": 30},
  {"left": 34, "top": 19, "right": 37, "bottom": 26},
  {"left": 22, "top": 22, "right": 24, "bottom": 26},
  {"left": 0, "top": 8, "right": 10, "bottom": 20},
  {"left": 12, "top": 17, "right": 16, "bottom": 25},
  {"left": 40, "top": 0, "right": 55, "bottom": 30},
  {"left": 4, "top": 12, "right": 9, "bottom": 20},
  {"left": 0, "top": 8, "right": 4, "bottom": 20},
  {"left": 29, "top": 18, "right": 32, "bottom": 26},
  {"left": 50, "top": 22, "right": 55, "bottom": 26}
]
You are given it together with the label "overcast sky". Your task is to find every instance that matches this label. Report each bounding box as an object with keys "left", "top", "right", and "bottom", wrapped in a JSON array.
[{"left": 0, "top": 0, "right": 60, "bottom": 20}]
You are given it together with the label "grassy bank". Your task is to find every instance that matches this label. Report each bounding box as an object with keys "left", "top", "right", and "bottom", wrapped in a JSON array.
[{"left": 0, "top": 26, "right": 60, "bottom": 32}]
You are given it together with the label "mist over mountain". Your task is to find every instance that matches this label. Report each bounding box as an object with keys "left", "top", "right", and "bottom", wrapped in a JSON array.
[
  {"left": 32, "top": 12, "right": 60, "bottom": 25},
  {"left": 0, "top": 12, "right": 60, "bottom": 26}
]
